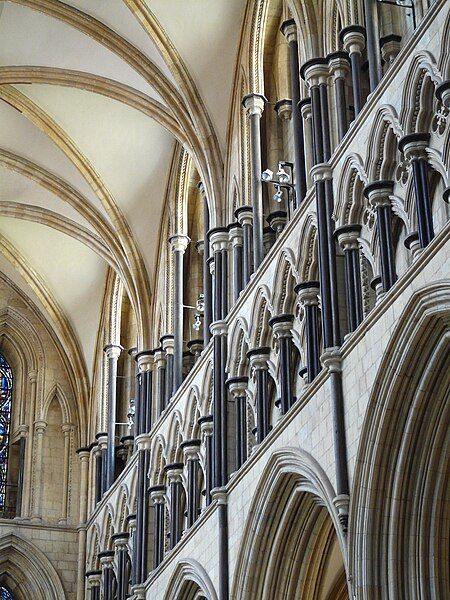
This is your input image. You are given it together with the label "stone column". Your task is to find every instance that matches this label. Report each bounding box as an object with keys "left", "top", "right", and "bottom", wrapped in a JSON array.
[
  {"left": 235, "top": 206, "right": 254, "bottom": 286},
  {"left": 165, "top": 463, "right": 184, "bottom": 549},
  {"left": 321, "top": 349, "right": 350, "bottom": 530},
  {"left": 198, "top": 415, "right": 213, "bottom": 505},
  {"left": 153, "top": 347, "right": 166, "bottom": 418},
  {"left": 274, "top": 99, "right": 292, "bottom": 162},
  {"left": 15, "top": 426, "right": 27, "bottom": 516},
  {"left": 267, "top": 210, "right": 287, "bottom": 238},
  {"left": 149, "top": 485, "right": 166, "bottom": 569},
  {"left": 85, "top": 570, "right": 101, "bottom": 600},
  {"left": 181, "top": 439, "right": 202, "bottom": 528},
  {"left": 404, "top": 231, "right": 422, "bottom": 261},
  {"left": 93, "top": 438, "right": 104, "bottom": 503},
  {"left": 242, "top": 93, "right": 267, "bottom": 270},
  {"left": 436, "top": 80, "right": 450, "bottom": 110},
  {"left": 132, "top": 433, "right": 151, "bottom": 585},
  {"left": 311, "top": 163, "right": 341, "bottom": 349},
  {"left": 169, "top": 234, "right": 190, "bottom": 394},
  {"left": 112, "top": 533, "right": 130, "bottom": 600},
  {"left": 300, "top": 59, "right": 330, "bottom": 165},
  {"left": 104, "top": 343, "right": 122, "bottom": 490},
  {"left": 99, "top": 551, "right": 116, "bottom": 600},
  {"left": 96, "top": 433, "right": 108, "bottom": 496},
  {"left": 76, "top": 447, "right": 90, "bottom": 600},
  {"left": 136, "top": 351, "right": 153, "bottom": 435},
  {"left": 328, "top": 51, "right": 350, "bottom": 143},
  {"left": 211, "top": 487, "right": 229, "bottom": 600},
  {"left": 22, "top": 370, "right": 37, "bottom": 518},
  {"left": 199, "top": 182, "right": 213, "bottom": 345},
  {"left": 247, "top": 348, "right": 271, "bottom": 443},
  {"left": 363, "top": 0, "right": 382, "bottom": 91},
  {"left": 281, "top": 19, "right": 307, "bottom": 206},
  {"left": 299, "top": 98, "right": 313, "bottom": 188},
  {"left": 269, "top": 314, "right": 295, "bottom": 414},
  {"left": 229, "top": 222, "right": 244, "bottom": 302},
  {"left": 161, "top": 335, "right": 174, "bottom": 407},
  {"left": 380, "top": 34, "right": 402, "bottom": 69},
  {"left": 209, "top": 228, "right": 229, "bottom": 322},
  {"left": 334, "top": 225, "right": 364, "bottom": 332},
  {"left": 340, "top": 26, "right": 366, "bottom": 116},
  {"left": 60, "top": 423, "right": 74, "bottom": 523},
  {"left": 211, "top": 320, "right": 229, "bottom": 488},
  {"left": 398, "top": 133, "right": 434, "bottom": 248},
  {"left": 364, "top": 180, "right": 397, "bottom": 293},
  {"left": 31, "top": 419, "right": 47, "bottom": 521},
  {"left": 225, "top": 377, "right": 248, "bottom": 470},
  {"left": 187, "top": 339, "right": 204, "bottom": 364},
  {"left": 295, "top": 282, "right": 321, "bottom": 383}
]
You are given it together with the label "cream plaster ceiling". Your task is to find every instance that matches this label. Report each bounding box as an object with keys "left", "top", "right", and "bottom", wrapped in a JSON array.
[{"left": 0, "top": 0, "right": 244, "bottom": 388}]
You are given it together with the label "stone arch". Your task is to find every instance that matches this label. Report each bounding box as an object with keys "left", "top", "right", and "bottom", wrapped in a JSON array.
[
  {"left": 349, "top": 282, "right": 450, "bottom": 599},
  {"left": 366, "top": 105, "right": 404, "bottom": 181},
  {"left": 0, "top": 534, "right": 66, "bottom": 600},
  {"left": 334, "top": 154, "right": 369, "bottom": 227},
  {"left": 273, "top": 249, "right": 299, "bottom": 315},
  {"left": 200, "top": 360, "right": 214, "bottom": 415},
  {"left": 164, "top": 558, "right": 218, "bottom": 600},
  {"left": 185, "top": 387, "right": 202, "bottom": 440},
  {"left": 249, "top": 285, "right": 273, "bottom": 348},
  {"left": 226, "top": 318, "right": 250, "bottom": 378},
  {"left": 297, "top": 214, "right": 319, "bottom": 282},
  {"left": 231, "top": 447, "right": 348, "bottom": 600},
  {"left": 150, "top": 435, "right": 167, "bottom": 486}
]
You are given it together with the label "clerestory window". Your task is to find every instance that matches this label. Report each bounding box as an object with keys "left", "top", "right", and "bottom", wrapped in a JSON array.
[{"left": 0, "top": 354, "right": 13, "bottom": 517}]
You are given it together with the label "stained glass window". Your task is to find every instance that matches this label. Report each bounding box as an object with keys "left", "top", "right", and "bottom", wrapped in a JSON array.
[
  {"left": 0, "top": 586, "right": 14, "bottom": 600},
  {"left": 0, "top": 354, "right": 13, "bottom": 513}
]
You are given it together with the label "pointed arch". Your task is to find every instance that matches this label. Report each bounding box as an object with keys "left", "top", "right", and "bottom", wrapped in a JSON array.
[{"left": 164, "top": 558, "right": 219, "bottom": 600}]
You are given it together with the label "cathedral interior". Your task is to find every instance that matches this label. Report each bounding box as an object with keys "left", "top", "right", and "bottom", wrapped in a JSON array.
[{"left": 0, "top": 0, "right": 448, "bottom": 598}]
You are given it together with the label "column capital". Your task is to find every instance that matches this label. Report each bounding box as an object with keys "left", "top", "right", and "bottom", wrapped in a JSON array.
[
  {"left": 228, "top": 222, "right": 243, "bottom": 246},
  {"left": 380, "top": 34, "right": 402, "bottom": 66},
  {"left": 210, "top": 486, "right": 228, "bottom": 505},
  {"left": 135, "top": 433, "right": 151, "bottom": 451},
  {"left": 187, "top": 339, "right": 204, "bottom": 357},
  {"left": 235, "top": 205, "right": 253, "bottom": 227},
  {"left": 85, "top": 570, "right": 102, "bottom": 587},
  {"left": 280, "top": 18, "right": 297, "bottom": 44},
  {"left": 398, "top": 132, "right": 430, "bottom": 161},
  {"left": 210, "top": 320, "right": 228, "bottom": 337},
  {"left": 226, "top": 376, "right": 249, "bottom": 398},
  {"left": 161, "top": 334, "right": 175, "bottom": 354},
  {"left": 320, "top": 347, "right": 342, "bottom": 372},
  {"left": 404, "top": 230, "right": 422, "bottom": 260},
  {"left": 267, "top": 211, "right": 287, "bottom": 235},
  {"left": 269, "top": 313, "right": 295, "bottom": 337},
  {"left": 112, "top": 532, "right": 130, "bottom": 550},
  {"left": 153, "top": 347, "right": 166, "bottom": 368},
  {"left": 247, "top": 347, "right": 271, "bottom": 370},
  {"left": 149, "top": 484, "right": 166, "bottom": 504},
  {"left": 125, "top": 513, "right": 137, "bottom": 531},
  {"left": 17, "top": 424, "right": 29, "bottom": 438},
  {"left": 327, "top": 51, "right": 350, "bottom": 81},
  {"left": 169, "top": 234, "right": 190, "bottom": 253},
  {"left": 164, "top": 462, "right": 184, "bottom": 483},
  {"left": 198, "top": 414, "right": 213, "bottom": 437},
  {"left": 195, "top": 239, "right": 205, "bottom": 255},
  {"left": 76, "top": 446, "right": 90, "bottom": 460},
  {"left": 339, "top": 25, "right": 366, "bottom": 55},
  {"left": 135, "top": 349, "right": 154, "bottom": 371},
  {"left": 311, "top": 162, "right": 333, "bottom": 183},
  {"left": 300, "top": 57, "right": 328, "bottom": 86},
  {"left": 96, "top": 433, "right": 108, "bottom": 450},
  {"left": 295, "top": 281, "right": 320, "bottom": 306},
  {"left": 180, "top": 438, "right": 201, "bottom": 461},
  {"left": 34, "top": 420, "right": 47, "bottom": 434},
  {"left": 242, "top": 93, "right": 267, "bottom": 116},
  {"left": 28, "top": 369, "right": 38, "bottom": 383},
  {"left": 334, "top": 224, "right": 362, "bottom": 251},
  {"left": 98, "top": 550, "right": 115, "bottom": 568},
  {"left": 208, "top": 227, "right": 229, "bottom": 252},
  {"left": 436, "top": 80, "right": 450, "bottom": 109},
  {"left": 299, "top": 97, "right": 312, "bottom": 120},
  {"left": 274, "top": 98, "right": 292, "bottom": 121},
  {"left": 103, "top": 343, "right": 123, "bottom": 359},
  {"left": 364, "top": 180, "right": 394, "bottom": 208},
  {"left": 62, "top": 422, "right": 74, "bottom": 435}
]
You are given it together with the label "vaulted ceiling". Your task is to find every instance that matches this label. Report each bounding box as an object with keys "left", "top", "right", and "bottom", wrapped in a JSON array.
[{"left": 0, "top": 0, "right": 245, "bottom": 384}]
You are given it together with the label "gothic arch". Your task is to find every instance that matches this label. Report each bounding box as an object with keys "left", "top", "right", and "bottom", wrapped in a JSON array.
[
  {"left": 164, "top": 558, "right": 218, "bottom": 600},
  {"left": 349, "top": 282, "right": 450, "bottom": 599},
  {"left": 0, "top": 534, "right": 66, "bottom": 600},
  {"left": 366, "top": 105, "right": 404, "bottom": 181}
]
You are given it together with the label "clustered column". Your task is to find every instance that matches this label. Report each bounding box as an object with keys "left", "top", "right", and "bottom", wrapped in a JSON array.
[
  {"left": 247, "top": 347, "right": 271, "bottom": 443},
  {"left": 209, "top": 227, "right": 229, "bottom": 321},
  {"left": 228, "top": 222, "right": 244, "bottom": 302},
  {"left": 132, "top": 432, "right": 151, "bottom": 586},
  {"left": 281, "top": 19, "right": 307, "bottom": 205},
  {"left": 340, "top": 26, "right": 366, "bottom": 116},
  {"left": 165, "top": 463, "right": 184, "bottom": 549},
  {"left": 153, "top": 347, "right": 166, "bottom": 418},
  {"left": 211, "top": 321, "right": 229, "bottom": 489},
  {"left": 226, "top": 377, "right": 248, "bottom": 470},
  {"left": 235, "top": 206, "right": 253, "bottom": 286},
  {"left": 398, "top": 133, "right": 434, "bottom": 248},
  {"left": 99, "top": 551, "right": 115, "bottom": 600},
  {"left": 295, "top": 282, "right": 321, "bottom": 383},
  {"left": 334, "top": 225, "right": 363, "bottom": 332},
  {"left": 170, "top": 234, "right": 190, "bottom": 394},
  {"left": 199, "top": 182, "right": 213, "bottom": 345},
  {"left": 269, "top": 315, "right": 295, "bottom": 414},
  {"left": 364, "top": 181, "right": 397, "bottom": 293},
  {"left": 328, "top": 52, "right": 350, "bottom": 142},
  {"left": 104, "top": 343, "right": 122, "bottom": 490},
  {"left": 301, "top": 59, "right": 331, "bottom": 165},
  {"left": 149, "top": 485, "right": 166, "bottom": 569},
  {"left": 181, "top": 439, "right": 201, "bottom": 528},
  {"left": 112, "top": 533, "right": 130, "bottom": 600},
  {"left": 242, "top": 93, "right": 267, "bottom": 271},
  {"left": 161, "top": 335, "right": 174, "bottom": 406},
  {"left": 96, "top": 432, "right": 108, "bottom": 498},
  {"left": 198, "top": 415, "right": 213, "bottom": 505},
  {"left": 85, "top": 570, "right": 101, "bottom": 600}
]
